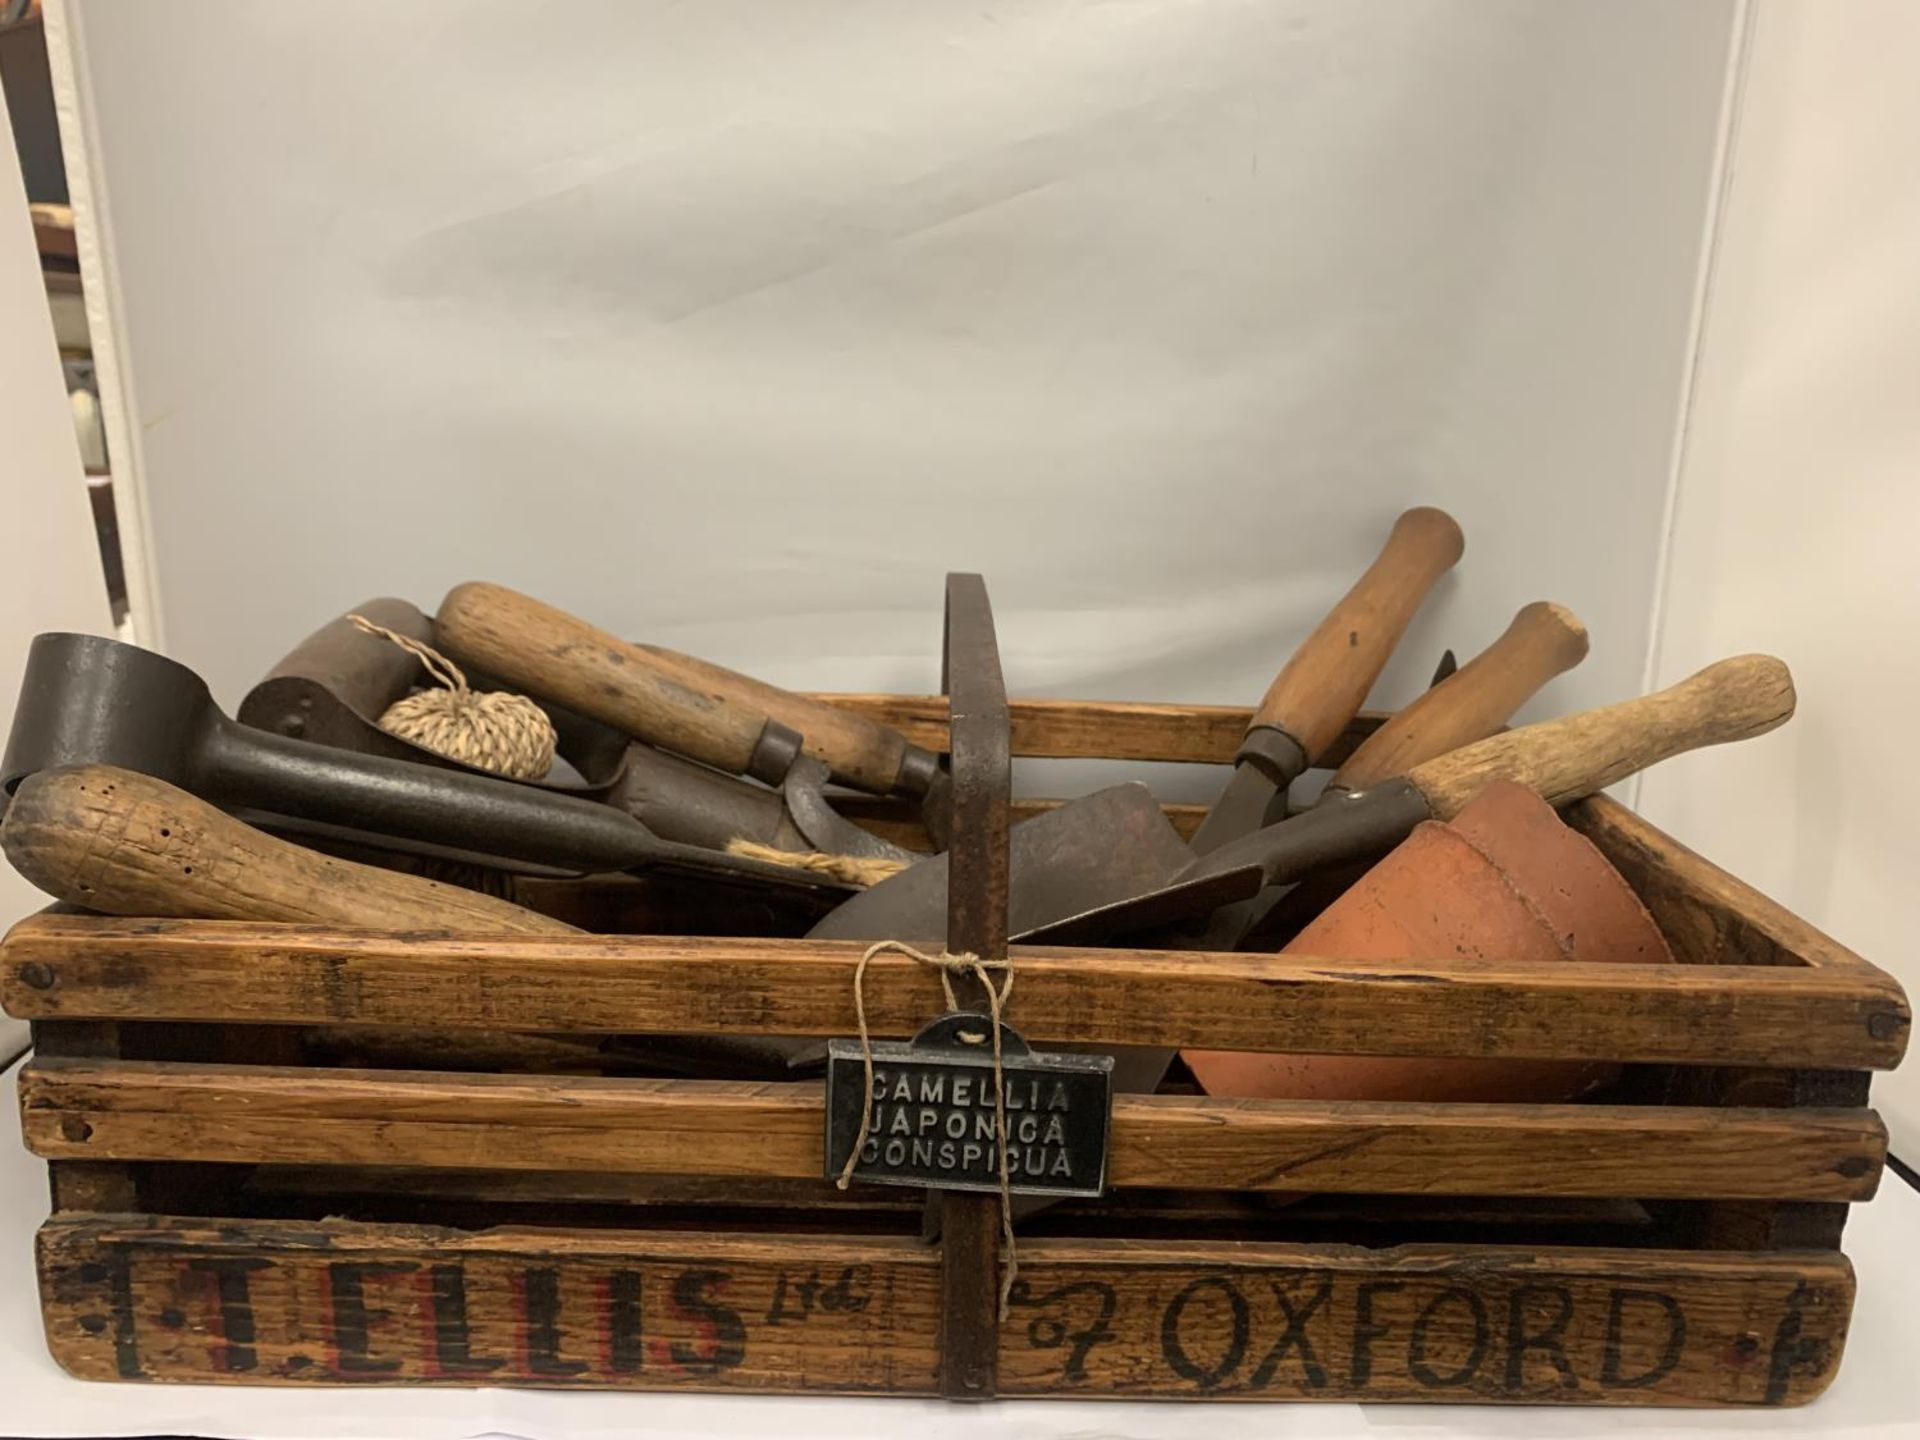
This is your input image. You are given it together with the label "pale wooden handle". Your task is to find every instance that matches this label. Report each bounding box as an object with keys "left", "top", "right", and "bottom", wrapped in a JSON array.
[
  {"left": 1251, "top": 507, "right": 1465, "bottom": 760},
  {"left": 1328, "top": 601, "right": 1589, "bottom": 791},
  {"left": 436, "top": 581, "right": 916, "bottom": 795},
  {"left": 1407, "top": 655, "right": 1795, "bottom": 819},
  {"left": 2, "top": 766, "right": 576, "bottom": 935}
]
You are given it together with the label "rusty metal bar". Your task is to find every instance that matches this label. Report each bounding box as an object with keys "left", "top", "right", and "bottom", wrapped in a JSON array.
[{"left": 934, "top": 573, "right": 1011, "bottom": 1401}]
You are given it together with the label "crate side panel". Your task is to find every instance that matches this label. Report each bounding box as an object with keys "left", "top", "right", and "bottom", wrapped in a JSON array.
[
  {"left": 3, "top": 917, "right": 1904, "bottom": 1070},
  {"left": 19, "top": 1059, "right": 1890, "bottom": 1202},
  {"left": 37, "top": 1219, "right": 1852, "bottom": 1405}
]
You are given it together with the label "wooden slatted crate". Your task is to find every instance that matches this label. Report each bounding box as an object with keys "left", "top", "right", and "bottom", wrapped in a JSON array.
[{"left": 1, "top": 669, "right": 1909, "bottom": 1404}]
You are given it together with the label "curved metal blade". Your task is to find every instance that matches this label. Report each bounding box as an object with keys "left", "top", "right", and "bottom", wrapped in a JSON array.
[
  {"left": 782, "top": 755, "right": 919, "bottom": 864},
  {"left": 809, "top": 784, "right": 1191, "bottom": 943}
]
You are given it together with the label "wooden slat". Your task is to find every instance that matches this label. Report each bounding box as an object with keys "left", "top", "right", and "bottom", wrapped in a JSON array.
[
  {"left": 836, "top": 796, "right": 1208, "bottom": 853},
  {"left": 1575, "top": 797, "right": 1897, "bottom": 981},
  {"left": 18, "top": 1059, "right": 1887, "bottom": 1201},
  {"left": 37, "top": 1215, "right": 1852, "bottom": 1404},
  {"left": 3, "top": 915, "right": 1906, "bottom": 1068},
  {"left": 808, "top": 695, "right": 1386, "bottom": 767},
  {"left": 238, "top": 1166, "right": 1656, "bottom": 1235},
  {"left": 33, "top": 1021, "right": 139, "bottom": 1215}
]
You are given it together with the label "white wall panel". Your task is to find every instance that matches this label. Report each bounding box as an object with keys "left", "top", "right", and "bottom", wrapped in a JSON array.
[
  {"left": 1637, "top": 0, "right": 1920, "bottom": 1146},
  {"left": 57, "top": 0, "right": 1735, "bottom": 806},
  {"left": 0, "top": 79, "right": 116, "bottom": 1059}
]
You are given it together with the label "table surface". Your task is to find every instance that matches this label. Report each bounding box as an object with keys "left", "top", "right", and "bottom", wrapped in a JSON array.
[{"left": 2, "top": 1056, "right": 1913, "bottom": 1440}]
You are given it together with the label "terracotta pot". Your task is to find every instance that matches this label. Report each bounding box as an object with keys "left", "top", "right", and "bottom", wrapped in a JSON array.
[
  {"left": 1184, "top": 784, "right": 1671, "bottom": 1104},
  {"left": 1448, "top": 780, "right": 1672, "bottom": 966}
]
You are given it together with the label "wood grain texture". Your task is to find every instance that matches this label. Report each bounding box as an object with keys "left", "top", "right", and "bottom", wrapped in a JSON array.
[
  {"left": 1, "top": 767, "right": 574, "bottom": 936},
  {"left": 232, "top": 1166, "right": 1650, "bottom": 1231},
  {"left": 435, "top": 582, "right": 919, "bottom": 793},
  {"left": 36, "top": 1216, "right": 1853, "bottom": 1404},
  {"left": 805, "top": 697, "right": 1389, "bottom": 766},
  {"left": 33, "top": 1023, "right": 140, "bottom": 1214},
  {"left": 4, "top": 915, "right": 1904, "bottom": 1069},
  {"left": 1574, "top": 797, "right": 1898, "bottom": 985},
  {"left": 1408, "top": 656, "right": 1796, "bottom": 819},
  {"left": 18, "top": 1058, "right": 1886, "bottom": 1201},
  {"left": 1250, "top": 507, "right": 1465, "bottom": 759},
  {"left": 837, "top": 797, "right": 1208, "bottom": 854},
  {"left": 1329, "top": 602, "right": 1589, "bottom": 791}
]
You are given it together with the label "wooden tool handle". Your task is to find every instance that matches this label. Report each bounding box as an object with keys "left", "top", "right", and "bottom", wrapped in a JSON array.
[
  {"left": 1407, "top": 655, "right": 1795, "bottom": 820},
  {"left": 436, "top": 581, "right": 919, "bottom": 795},
  {"left": 1328, "top": 601, "right": 1589, "bottom": 791},
  {"left": 2, "top": 765, "right": 576, "bottom": 935},
  {"left": 1249, "top": 507, "right": 1465, "bottom": 761}
]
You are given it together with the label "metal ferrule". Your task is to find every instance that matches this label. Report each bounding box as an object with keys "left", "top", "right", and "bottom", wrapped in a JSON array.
[
  {"left": 746, "top": 718, "right": 806, "bottom": 788},
  {"left": 890, "top": 744, "right": 944, "bottom": 800},
  {"left": 1231, "top": 725, "right": 1309, "bottom": 788}
]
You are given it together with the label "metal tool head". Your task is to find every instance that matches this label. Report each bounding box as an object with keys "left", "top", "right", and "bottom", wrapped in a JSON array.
[
  {"left": 1023, "top": 777, "right": 1434, "bottom": 948},
  {"left": 4, "top": 633, "right": 859, "bottom": 897},
  {"left": 236, "top": 598, "right": 629, "bottom": 794},
  {"left": 748, "top": 720, "right": 921, "bottom": 865},
  {"left": 3, "top": 633, "right": 220, "bottom": 795},
  {"left": 808, "top": 783, "right": 1208, "bottom": 944}
]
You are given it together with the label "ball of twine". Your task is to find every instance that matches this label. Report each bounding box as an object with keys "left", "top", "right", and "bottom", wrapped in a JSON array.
[{"left": 348, "top": 614, "right": 557, "bottom": 781}]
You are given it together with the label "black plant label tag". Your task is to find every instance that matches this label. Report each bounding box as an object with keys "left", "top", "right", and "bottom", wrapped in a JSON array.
[{"left": 824, "top": 1012, "right": 1113, "bottom": 1198}]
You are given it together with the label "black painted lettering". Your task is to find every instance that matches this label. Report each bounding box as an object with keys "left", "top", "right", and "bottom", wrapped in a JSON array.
[
  {"left": 767, "top": 1270, "right": 821, "bottom": 1326},
  {"left": 1600, "top": 1288, "right": 1685, "bottom": 1389},
  {"left": 1348, "top": 1280, "right": 1404, "bottom": 1388},
  {"left": 607, "top": 1271, "right": 644, "bottom": 1374},
  {"left": 105, "top": 1244, "right": 140, "bottom": 1379},
  {"left": 764, "top": 1270, "right": 797, "bottom": 1325},
  {"left": 1504, "top": 1284, "right": 1579, "bottom": 1391},
  {"left": 1764, "top": 1284, "right": 1825, "bottom": 1406},
  {"left": 428, "top": 1263, "right": 505, "bottom": 1375},
  {"left": 1248, "top": 1274, "right": 1332, "bottom": 1389},
  {"left": 669, "top": 1269, "right": 747, "bottom": 1373},
  {"left": 1160, "top": 1276, "right": 1250, "bottom": 1390},
  {"left": 328, "top": 1262, "right": 416, "bottom": 1373},
  {"left": 522, "top": 1268, "right": 588, "bottom": 1376},
  {"left": 187, "top": 1258, "right": 268, "bottom": 1373},
  {"left": 819, "top": 1266, "right": 872, "bottom": 1314},
  {"left": 1008, "top": 1279, "right": 1117, "bottom": 1383},
  {"left": 1408, "top": 1286, "right": 1488, "bottom": 1388}
]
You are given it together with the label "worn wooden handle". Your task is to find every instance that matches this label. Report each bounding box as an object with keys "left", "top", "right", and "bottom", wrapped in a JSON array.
[
  {"left": 436, "top": 581, "right": 918, "bottom": 795},
  {"left": 1250, "top": 507, "right": 1465, "bottom": 760},
  {"left": 1, "top": 765, "right": 575, "bottom": 935},
  {"left": 1407, "top": 655, "right": 1795, "bottom": 820},
  {"left": 1328, "top": 601, "right": 1589, "bottom": 791}
]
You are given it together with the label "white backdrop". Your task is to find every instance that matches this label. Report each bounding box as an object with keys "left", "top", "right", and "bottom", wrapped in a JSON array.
[
  {"left": 25, "top": 3, "right": 1920, "bottom": 1434},
  {"left": 1636, "top": 0, "right": 1920, "bottom": 1143},
  {"left": 0, "top": 80, "right": 116, "bottom": 1058},
  {"left": 57, "top": 0, "right": 1737, "bottom": 765}
]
